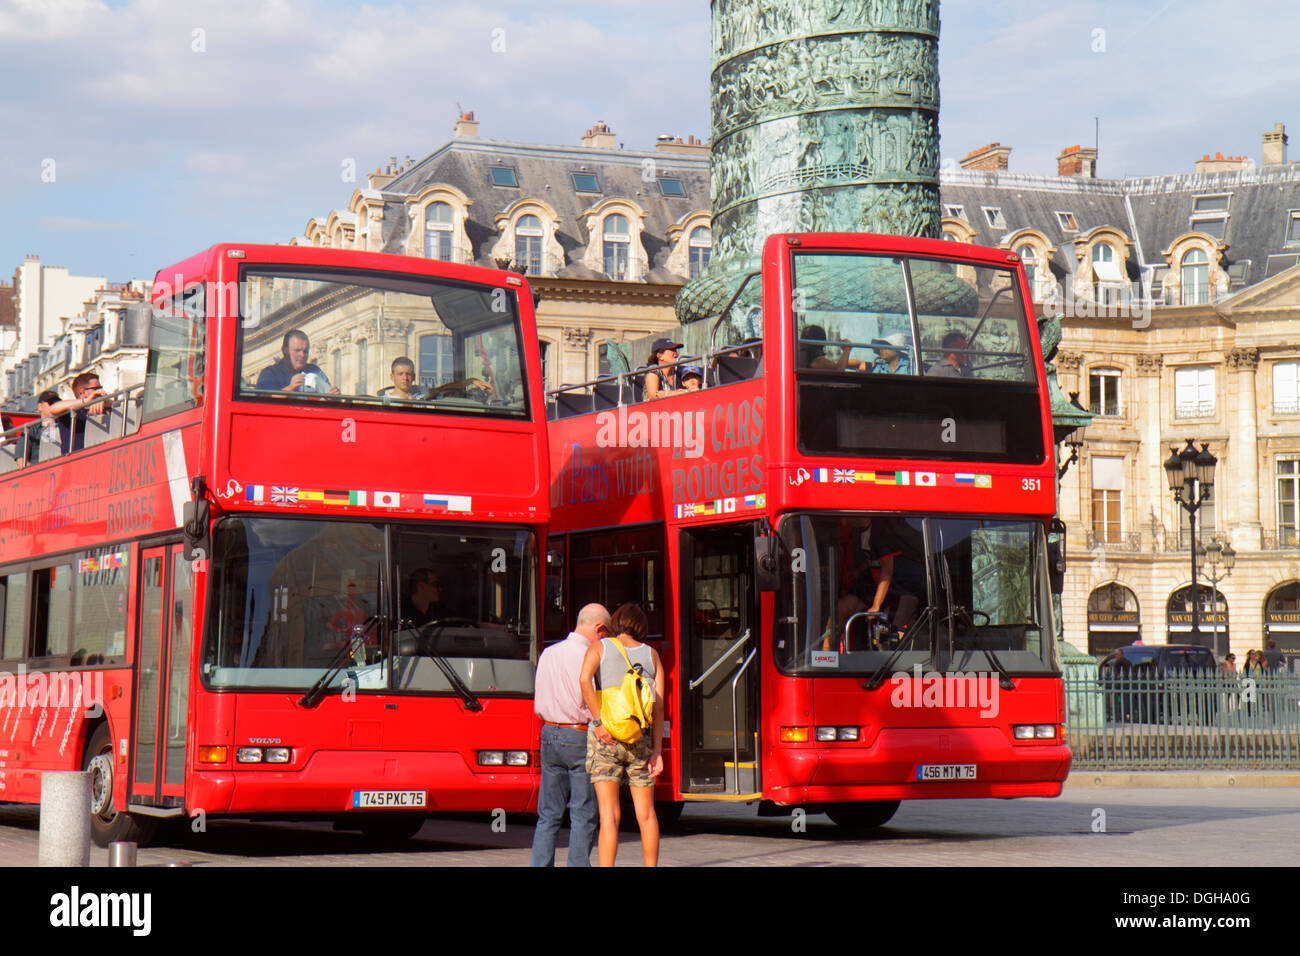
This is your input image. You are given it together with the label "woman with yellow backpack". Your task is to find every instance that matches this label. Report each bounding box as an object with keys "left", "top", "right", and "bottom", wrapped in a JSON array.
[{"left": 579, "top": 603, "right": 666, "bottom": 867}]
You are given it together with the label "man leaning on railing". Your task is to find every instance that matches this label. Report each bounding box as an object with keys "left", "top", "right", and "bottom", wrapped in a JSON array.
[{"left": 28, "top": 371, "right": 113, "bottom": 461}]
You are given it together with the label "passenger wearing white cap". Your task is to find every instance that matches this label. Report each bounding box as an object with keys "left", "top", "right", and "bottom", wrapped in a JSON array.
[{"left": 869, "top": 332, "right": 911, "bottom": 375}]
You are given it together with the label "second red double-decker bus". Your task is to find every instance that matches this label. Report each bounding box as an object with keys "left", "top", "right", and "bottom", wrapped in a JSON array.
[
  {"left": 0, "top": 244, "right": 547, "bottom": 844},
  {"left": 546, "top": 233, "right": 1070, "bottom": 829}
]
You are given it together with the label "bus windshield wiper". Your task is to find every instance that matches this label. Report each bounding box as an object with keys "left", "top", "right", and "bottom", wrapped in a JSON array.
[
  {"left": 863, "top": 604, "right": 937, "bottom": 691},
  {"left": 948, "top": 606, "right": 1016, "bottom": 691},
  {"left": 299, "top": 615, "right": 380, "bottom": 708},
  {"left": 418, "top": 623, "right": 484, "bottom": 712}
]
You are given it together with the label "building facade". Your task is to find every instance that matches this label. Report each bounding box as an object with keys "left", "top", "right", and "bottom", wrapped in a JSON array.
[{"left": 289, "top": 114, "right": 711, "bottom": 395}]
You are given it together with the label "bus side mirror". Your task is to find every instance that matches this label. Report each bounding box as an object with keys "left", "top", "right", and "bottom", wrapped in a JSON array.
[
  {"left": 755, "top": 531, "right": 779, "bottom": 592},
  {"left": 183, "top": 498, "right": 211, "bottom": 562},
  {"left": 1047, "top": 518, "right": 1066, "bottom": 595}
]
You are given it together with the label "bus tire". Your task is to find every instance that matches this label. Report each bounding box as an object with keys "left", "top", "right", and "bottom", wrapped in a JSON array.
[
  {"left": 83, "top": 723, "right": 157, "bottom": 848},
  {"left": 826, "top": 800, "right": 900, "bottom": 832},
  {"left": 357, "top": 814, "right": 426, "bottom": 846}
]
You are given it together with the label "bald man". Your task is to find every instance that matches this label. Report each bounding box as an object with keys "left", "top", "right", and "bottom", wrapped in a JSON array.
[{"left": 530, "top": 603, "right": 610, "bottom": 867}]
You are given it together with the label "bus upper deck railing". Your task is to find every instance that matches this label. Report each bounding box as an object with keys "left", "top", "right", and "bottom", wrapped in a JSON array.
[
  {"left": 545, "top": 341, "right": 762, "bottom": 422},
  {"left": 0, "top": 382, "right": 147, "bottom": 474}
]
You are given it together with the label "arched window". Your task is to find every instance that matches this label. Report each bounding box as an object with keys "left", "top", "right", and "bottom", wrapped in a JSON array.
[
  {"left": 1181, "top": 248, "right": 1209, "bottom": 305},
  {"left": 1264, "top": 582, "right": 1300, "bottom": 660},
  {"left": 1017, "top": 244, "right": 1037, "bottom": 294},
  {"left": 424, "top": 202, "right": 453, "bottom": 262},
  {"left": 603, "top": 214, "right": 630, "bottom": 279},
  {"left": 515, "top": 214, "right": 543, "bottom": 275},
  {"left": 1092, "top": 242, "right": 1123, "bottom": 306},
  {"left": 1167, "top": 584, "right": 1228, "bottom": 652},
  {"left": 689, "top": 226, "right": 712, "bottom": 279},
  {"left": 1087, "top": 583, "right": 1141, "bottom": 655}
]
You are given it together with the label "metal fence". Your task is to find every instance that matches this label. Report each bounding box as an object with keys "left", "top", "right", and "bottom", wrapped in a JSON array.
[{"left": 1064, "top": 672, "right": 1300, "bottom": 769}]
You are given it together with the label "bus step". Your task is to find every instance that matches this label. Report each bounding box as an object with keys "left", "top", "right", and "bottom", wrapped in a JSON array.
[
  {"left": 725, "top": 762, "right": 758, "bottom": 793},
  {"left": 686, "top": 777, "right": 726, "bottom": 793}
]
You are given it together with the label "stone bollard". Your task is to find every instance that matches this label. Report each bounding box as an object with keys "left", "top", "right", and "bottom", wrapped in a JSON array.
[
  {"left": 39, "top": 771, "right": 92, "bottom": 867},
  {"left": 109, "top": 841, "right": 138, "bottom": 867}
]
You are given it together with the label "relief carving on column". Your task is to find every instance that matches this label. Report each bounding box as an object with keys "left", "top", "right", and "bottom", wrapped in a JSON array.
[
  {"left": 1135, "top": 353, "right": 1164, "bottom": 376},
  {"left": 562, "top": 328, "right": 592, "bottom": 349},
  {"left": 1055, "top": 351, "right": 1083, "bottom": 370},
  {"left": 1227, "top": 347, "right": 1260, "bottom": 370}
]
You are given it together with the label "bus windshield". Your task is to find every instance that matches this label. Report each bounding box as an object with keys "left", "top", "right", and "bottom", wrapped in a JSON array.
[
  {"left": 203, "top": 517, "right": 536, "bottom": 695},
  {"left": 791, "top": 252, "right": 1035, "bottom": 382},
  {"left": 236, "top": 268, "right": 529, "bottom": 417},
  {"left": 791, "top": 252, "right": 1045, "bottom": 463},
  {"left": 775, "top": 513, "right": 1057, "bottom": 677}
]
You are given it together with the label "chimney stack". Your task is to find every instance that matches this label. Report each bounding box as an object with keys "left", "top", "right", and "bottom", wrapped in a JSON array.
[
  {"left": 454, "top": 110, "right": 480, "bottom": 138},
  {"left": 1057, "top": 145, "right": 1097, "bottom": 178},
  {"left": 581, "top": 121, "right": 616, "bottom": 149},
  {"left": 1263, "top": 122, "right": 1288, "bottom": 166},
  {"left": 1194, "top": 151, "right": 1251, "bottom": 174},
  {"left": 959, "top": 143, "right": 1011, "bottom": 172}
]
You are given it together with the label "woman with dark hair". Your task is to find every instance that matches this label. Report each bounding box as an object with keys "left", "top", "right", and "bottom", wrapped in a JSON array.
[
  {"left": 643, "top": 337, "right": 686, "bottom": 399},
  {"left": 579, "top": 602, "right": 665, "bottom": 866},
  {"left": 800, "top": 324, "right": 866, "bottom": 371}
]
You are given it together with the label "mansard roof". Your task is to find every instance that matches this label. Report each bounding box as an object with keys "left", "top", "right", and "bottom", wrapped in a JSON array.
[{"left": 375, "top": 137, "right": 709, "bottom": 280}]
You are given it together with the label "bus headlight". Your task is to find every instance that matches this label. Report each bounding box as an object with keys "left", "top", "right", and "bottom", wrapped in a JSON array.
[
  {"left": 477, "top": 751, "right": 505, "bottom": 766},
  {"left": 264, "top": 748, "right": 292, "bottom": 763},
  {"left": 235, "top": 747, "right": 264, "bottom": 763},
  {"left": 505, "top": 751, "right": 530, "bottom": 767}
]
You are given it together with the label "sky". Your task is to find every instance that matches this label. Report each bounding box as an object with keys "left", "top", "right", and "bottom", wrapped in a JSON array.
[{"left": 1, "top": 0, "right": 1296, "bottom": 283}]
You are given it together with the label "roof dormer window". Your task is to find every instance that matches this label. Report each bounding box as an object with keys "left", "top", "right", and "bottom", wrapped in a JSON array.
[
  {"left": 657, "top": 178, "right": 686, "bottom": 198},
  {"left": 490, "top": 166, "right": 518, "bottom": 188}
]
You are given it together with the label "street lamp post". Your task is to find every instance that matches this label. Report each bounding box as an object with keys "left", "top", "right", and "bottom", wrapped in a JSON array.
[
  {"left": 1200, "top": 539, "right": 1236, "bottom": 658},
  {"left": 1165, "top": 439, "right": 1218, "bottom": 646}
]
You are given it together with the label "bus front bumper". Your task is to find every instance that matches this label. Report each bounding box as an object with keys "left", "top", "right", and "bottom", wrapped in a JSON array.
[
  {"left": 765, "top": 727, "right": 1071, "bottom": 804},
  {"left": 188, "top": 749, "right": 538, "bottom": 815}
]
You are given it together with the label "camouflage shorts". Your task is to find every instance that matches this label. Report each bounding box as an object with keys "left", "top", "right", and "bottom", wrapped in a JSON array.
[{"left": 586, "top": 726, "right": 655, "bottom": 787}]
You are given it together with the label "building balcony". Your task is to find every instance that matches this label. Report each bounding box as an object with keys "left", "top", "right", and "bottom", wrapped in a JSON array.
[
  {"left": 1261, "top": 529, "right": 1300, "bottom": 551},
  {"left": 1086, "top": 531, "right": 1144, "bottom": 552},
  {"left": 1174, "top": 401, "right": 1216, "bottom": 420}
]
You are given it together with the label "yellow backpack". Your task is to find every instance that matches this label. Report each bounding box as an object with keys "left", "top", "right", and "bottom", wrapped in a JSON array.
[{"left": 599, "top": 639, "right": 656, "bottom": 744}]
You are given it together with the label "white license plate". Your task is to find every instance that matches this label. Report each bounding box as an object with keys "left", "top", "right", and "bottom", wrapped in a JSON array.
[
  {"left": 352, "top": 790, "right": 428, "bottom": 809},
  {"left": 916, "top": 764, "right": 977, "bottom": 781}
]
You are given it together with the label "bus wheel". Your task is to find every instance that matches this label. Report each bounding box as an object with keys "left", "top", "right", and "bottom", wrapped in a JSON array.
[
  {"left": 826, "top": 800, "right": 900, "bottom": 832},
  {"left": 357, "top": 814, "right": 426, "bottom": 846},
  {"left": 83, "top": 724, "right": 157, "bottom": 848}
]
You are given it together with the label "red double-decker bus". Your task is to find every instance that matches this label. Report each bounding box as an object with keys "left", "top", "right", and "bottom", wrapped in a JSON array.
[
  {"left": 546, "top": 233, "right": 1070, "bottom": 829},
  {"left": 0, "top": 244, "right": 547, "bottom": 845}
]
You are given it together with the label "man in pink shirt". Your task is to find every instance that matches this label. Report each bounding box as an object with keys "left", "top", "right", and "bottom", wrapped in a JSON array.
[{"left": 530, "top": 603, "right": 610, "bottom": 866}]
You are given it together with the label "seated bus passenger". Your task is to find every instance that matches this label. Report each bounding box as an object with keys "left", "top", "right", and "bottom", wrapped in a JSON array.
[
  {"left": 378, "top": 357, "right": 422, "bottom": 402},
  {"left": 869, "top": 333, "right": 911, "bottom": 375},
  {"left": 680, "top": 365, "right": 704, "bottom": 392},
  {"left": 256, "top": 329, "right": 340, "bottom": 394},
  {"left": 926, "top": 331, "right": 973, "bottom": 378},
  {"left": 800, "top": 325, "right": 867, "bottom": 371},
  {"left": 643, "top": 338, "right": 686, "bottom": 400}
]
